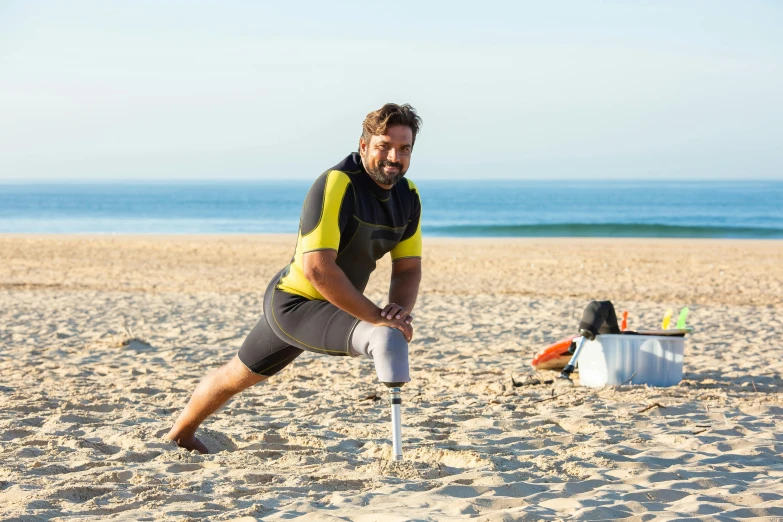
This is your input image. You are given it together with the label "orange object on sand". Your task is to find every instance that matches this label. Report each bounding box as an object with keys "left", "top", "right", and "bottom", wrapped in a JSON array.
[{"left": 531, "top": 335, "right": 578, "bottom": 371}]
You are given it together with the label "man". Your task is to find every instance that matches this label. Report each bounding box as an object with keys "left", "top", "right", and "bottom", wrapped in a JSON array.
[{"left": 167, "top": 103, "right": 423, "bottom": 453}]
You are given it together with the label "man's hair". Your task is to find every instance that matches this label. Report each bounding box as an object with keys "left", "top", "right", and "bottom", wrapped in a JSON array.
[{"left": 361, "top": 103, "right": 422, "bottom": 146}]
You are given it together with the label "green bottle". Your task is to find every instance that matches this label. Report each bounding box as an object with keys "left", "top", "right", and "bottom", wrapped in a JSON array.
[{"left": 676, "top": 307, "right": 689, "bottom": 329}]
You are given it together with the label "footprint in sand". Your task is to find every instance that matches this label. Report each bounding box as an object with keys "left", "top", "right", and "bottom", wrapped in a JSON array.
[
  {"left": 112, "top": 449, "right": 163, "bottom": 463},
  {"left": 243, "top": 473, "right": 277, "bottom": 485},
  {"left": 622, "top": 488, "right": 691, "bottom": 503},
  {"left": 24, "top": 500, "right": 58, "bottom": 513},
  {"left": 0, "top": 429, "right": 35, "bottom": 441},
  {"left": 129, "top": 387, "right": 163, "bottom": 395},
  {"left": 165, "top": 463, "right": 203, "bottom": 473},
  {"left": 96, "top": 470, "right": 133, "bottom": 483},
  {"left": 49, "top": 485, "right": 113, "bottom": 502},
  {"left": 73, "top": 402, "right": 123, "bottom": 413},
  {"left": 17, "top": 447, "right": 45, "bottom": 459},
  {"left": 192, "top": 428, "right": 239, "bottom": 453},
  {"left": 75, "top": 439, "right": 122, "bottom": 455},
  {"left": 56, "top": 413, "right": 100, "bottom": 425},
  {"left": 290, "top": 389, "right": 318, "bottom": 398},
  {"left": 411, "top": 419, "right": 456, "bottom": 429},
  {"left": 313, "top": 477, "right": 366, "bottom": 491}
]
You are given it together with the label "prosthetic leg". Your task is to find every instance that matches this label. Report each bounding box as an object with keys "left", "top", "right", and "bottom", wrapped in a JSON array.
[
  {"left": 350, "top": 322, "right": 410, "bottom": 461},
  {"left": 387, "top": 383, "right": 404, "bottom": 460}
]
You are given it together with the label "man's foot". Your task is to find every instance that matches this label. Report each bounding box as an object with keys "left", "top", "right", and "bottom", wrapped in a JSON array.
[
  {"left": 166, "top": 356, "right": 265, "bottom": 456},
  {"left": 169, "top": 434, "right": 209, "bottom": 454}
]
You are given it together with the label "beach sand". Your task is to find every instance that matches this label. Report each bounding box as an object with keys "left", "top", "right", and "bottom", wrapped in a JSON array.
[{"left": 1, "top": 235, "right": 782, "bottom": 521}]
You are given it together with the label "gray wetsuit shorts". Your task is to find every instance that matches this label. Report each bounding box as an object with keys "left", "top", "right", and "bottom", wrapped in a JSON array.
[{"left": 238, "top": 274, "right": 409, "bottom": 384}]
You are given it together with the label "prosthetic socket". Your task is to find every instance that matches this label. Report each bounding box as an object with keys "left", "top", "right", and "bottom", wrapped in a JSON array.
[{"left": 349, "top": 322, "right": 410, "bottom": 388}]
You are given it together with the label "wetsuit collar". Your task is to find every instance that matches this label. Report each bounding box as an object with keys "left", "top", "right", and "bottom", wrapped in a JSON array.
[{"left": 349, "top": 152, "right": 393, "bottom": 200}]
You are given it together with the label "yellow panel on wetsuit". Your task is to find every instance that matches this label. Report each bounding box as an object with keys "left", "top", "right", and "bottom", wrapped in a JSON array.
[
  {"left": 300, "top": 170, "right": 352, "bottom": 252},
  {"left": 276, "top": 152, "right": 422, "bottom": 301},
  {"left": 391, "top": 179, "right": 423, "bottom": 261},
  {"left": 277, "top": 170, "right": 353, "bottom": 300}
]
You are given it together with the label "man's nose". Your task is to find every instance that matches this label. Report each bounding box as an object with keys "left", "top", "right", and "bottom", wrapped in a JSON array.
[{"left": 387, "top": 148, "right": 398, "bottom": 162}]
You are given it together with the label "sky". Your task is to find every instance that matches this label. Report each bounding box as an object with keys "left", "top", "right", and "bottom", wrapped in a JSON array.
[{"left": 1, "top": 1, "right": 782, "bottom": 181}]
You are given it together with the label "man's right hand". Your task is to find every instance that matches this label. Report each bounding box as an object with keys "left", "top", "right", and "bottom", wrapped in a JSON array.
[
  {"left": 374, "top": 314, "right": 413, "bottom": 342},
  {"left": 380, "top": 302, "right": 414, "bottom": 325}
]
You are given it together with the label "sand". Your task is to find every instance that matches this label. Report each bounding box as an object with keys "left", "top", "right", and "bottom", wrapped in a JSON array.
[{"left": 1, "top": 235, "right": 781, "bottom": 521}]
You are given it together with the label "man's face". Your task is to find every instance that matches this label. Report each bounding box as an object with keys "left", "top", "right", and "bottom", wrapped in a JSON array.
[{"left": 359, "top": 125, "right": 413, "bottom": 187}]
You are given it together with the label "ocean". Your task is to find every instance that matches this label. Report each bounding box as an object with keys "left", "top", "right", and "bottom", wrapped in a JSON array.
[{"left": 1, "top": 180, "right": 781, "bottom": 238}]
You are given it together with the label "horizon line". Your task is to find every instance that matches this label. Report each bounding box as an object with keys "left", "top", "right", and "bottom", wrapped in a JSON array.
[{"left": 1, "top": 177, "right": 780, "bottom": 184}]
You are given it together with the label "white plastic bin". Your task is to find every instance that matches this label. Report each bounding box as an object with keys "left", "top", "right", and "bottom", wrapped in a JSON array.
[{"left": 577, "top": 334, "right": 685, "bottom": 387}]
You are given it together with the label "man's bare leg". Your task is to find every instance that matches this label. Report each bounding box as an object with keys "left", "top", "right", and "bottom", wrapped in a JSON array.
[{"left": 167, "top": 355, "right": 267, "bottom": 453}]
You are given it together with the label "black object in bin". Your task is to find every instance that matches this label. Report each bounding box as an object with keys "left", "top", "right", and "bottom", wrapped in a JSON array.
[
  {"left": 567, "top": 300, "right": 621, "bottom": 354},
  {"left": 559, "top": 301, "right": 621, "bottom": 384}
]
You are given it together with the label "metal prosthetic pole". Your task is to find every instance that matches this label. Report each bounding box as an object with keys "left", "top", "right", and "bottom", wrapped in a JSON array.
[
  {"left": 389, "top": 387, "right": 403, "bottom": 461},
  {"left": 554, "top": 329, "right": 595, "bottom": 388}
]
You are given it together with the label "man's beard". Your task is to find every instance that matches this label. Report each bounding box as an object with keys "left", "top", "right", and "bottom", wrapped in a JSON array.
[{"left": 365, "top": 160, "right": 406, "bottom": 186}]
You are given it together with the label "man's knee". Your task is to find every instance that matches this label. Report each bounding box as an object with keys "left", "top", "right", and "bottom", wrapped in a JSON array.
[
  {"left": 220, "top": 356, "right": 266, "bottom": 390},
  {"left": 368, "top": 327, "right": 408, "bottom": 357},
  {"left": 367, "top": 327, "right": 409, "bottom": 385}
]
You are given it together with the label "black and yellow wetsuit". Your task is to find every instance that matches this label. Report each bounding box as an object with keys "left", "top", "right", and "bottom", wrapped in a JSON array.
[{"left": 238, "top": 152, "right": 422, "bottom": 376}]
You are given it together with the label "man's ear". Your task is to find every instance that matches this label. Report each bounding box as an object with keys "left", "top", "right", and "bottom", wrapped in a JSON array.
[{"left": 359, "top": 137, "right": 367, "bottom": 155}]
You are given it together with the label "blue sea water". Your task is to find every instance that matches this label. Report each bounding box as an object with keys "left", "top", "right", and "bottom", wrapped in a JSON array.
[{"left": 0, "top": 180, "right": 781, "bottom": 238}]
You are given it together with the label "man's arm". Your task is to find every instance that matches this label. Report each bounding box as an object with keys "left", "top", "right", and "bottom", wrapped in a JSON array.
[
  {"left": 303, "top": 250, "right": 413, "bottom": 340},
  {"left": 385, "top": 179, "right": 422, "bottom": 323},
  {"left": 383, "top": 258, "right": 422, "bottom": 323}
]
